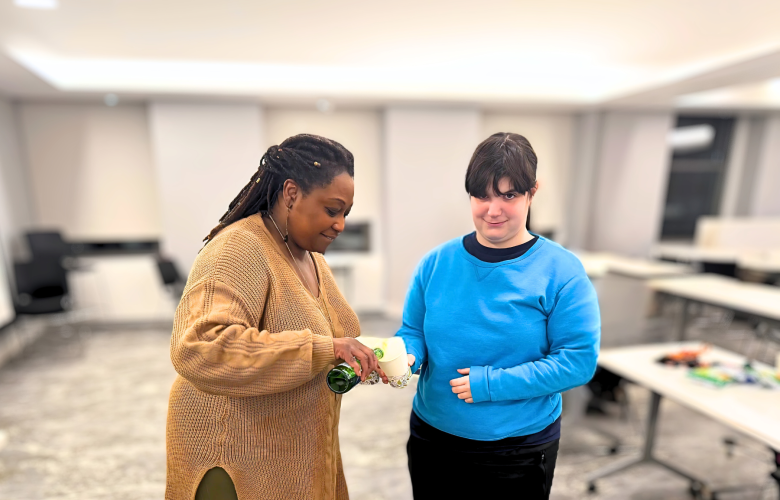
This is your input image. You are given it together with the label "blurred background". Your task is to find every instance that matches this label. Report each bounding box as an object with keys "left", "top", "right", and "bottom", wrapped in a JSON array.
[{"left": 1, "top": 1, "right": 780, "bottom": 499}]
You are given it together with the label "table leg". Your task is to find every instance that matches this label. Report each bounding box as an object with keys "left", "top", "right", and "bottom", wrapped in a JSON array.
[
  {"left": 586, "top": 392, "right": 707, "bottom": 495},
  {"left": 641, "top": 390, "right": 661, "bottom": 458},
  {"left": 586, "top": 392, "right": 660, "bottom": 486},
  {"left": 676, "top": 298, "right": 690, "bottom": 341}
]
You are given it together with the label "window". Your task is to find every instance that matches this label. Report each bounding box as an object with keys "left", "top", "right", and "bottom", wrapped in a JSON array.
[{"left": 661, "top": 116, "right": 735, "bottom": 239}]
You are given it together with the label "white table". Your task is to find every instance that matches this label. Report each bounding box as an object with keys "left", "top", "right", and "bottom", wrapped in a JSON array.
[
  {"left": 574, "top": 253, "right": 694, "bottom": 347},
  {"left": 737, "top": 251, "right": 780, "bottom": 274},
  {"left": 576, "top": 253, "right": 611, "bottom": 279},
  {"left": 588, "top": 342, "right": 780, "bottom": 496},
  {"left": 653, "top": 243, "right": 780, "bottom": 274},
  {"left": 68, "top": 255, "right": 176, "bottom": 324},
  {"left": 652, "top": 243, "right": 744, "bottom": 264},
  {"left": 576, "top": 252, "right": 694, "bottom": 280},
  {"left": 648, "top": 275, "right": 780, "bottom": 340}
]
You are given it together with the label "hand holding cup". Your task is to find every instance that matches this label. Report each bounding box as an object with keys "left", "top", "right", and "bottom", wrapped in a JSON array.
[{"left": 332, "top": 337, "right": 387, "bottom": 382}]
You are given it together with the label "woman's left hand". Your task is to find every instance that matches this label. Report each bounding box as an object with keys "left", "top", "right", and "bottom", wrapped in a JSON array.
[{"left": 450, "top": 368, "right": 473, "bottom": 403}]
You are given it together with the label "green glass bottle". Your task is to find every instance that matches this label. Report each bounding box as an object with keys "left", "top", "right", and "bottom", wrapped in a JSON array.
[{"left": 326, "top": 347, "right": 384, "bottom": 394}]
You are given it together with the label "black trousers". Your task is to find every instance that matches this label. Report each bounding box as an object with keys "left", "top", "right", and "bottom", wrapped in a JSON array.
[{"left": 407, "top": 435, "right": 559, "bottom": 499}]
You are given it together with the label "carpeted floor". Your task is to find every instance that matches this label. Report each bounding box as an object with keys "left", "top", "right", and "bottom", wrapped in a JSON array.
[{"left": 0, "top": 315, "right": 777, "bottom": 499}]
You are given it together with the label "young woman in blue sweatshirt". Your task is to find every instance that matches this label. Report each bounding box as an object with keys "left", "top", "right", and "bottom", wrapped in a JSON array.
[{"left": 395, "top": 132, "right": 601, "bottom": 499}]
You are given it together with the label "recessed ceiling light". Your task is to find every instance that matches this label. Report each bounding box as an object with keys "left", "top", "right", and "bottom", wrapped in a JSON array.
[
  {"left": 14, "top": 0, "right": 58, "bottom": 9},
  {"left": 316, "top": 99, "right": 334, "bottom": 113}
]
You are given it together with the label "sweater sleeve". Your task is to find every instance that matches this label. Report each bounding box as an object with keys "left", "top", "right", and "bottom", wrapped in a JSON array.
[
  {"left": 170, "top": 241, "right": 335, "bottom": 398},
  {"left": 394, "top": 259, "right": 429, "bottom": 373},
  {"left": 469, "top": 273, "right": 600, "bottom": 403}
]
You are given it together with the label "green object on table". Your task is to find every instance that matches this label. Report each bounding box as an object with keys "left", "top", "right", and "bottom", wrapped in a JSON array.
[{"left": 688, "top": 366, "right": 734, "bottom": 387}]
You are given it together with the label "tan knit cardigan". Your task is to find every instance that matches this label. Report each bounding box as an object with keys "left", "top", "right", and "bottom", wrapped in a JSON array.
[{"left": 166, "top": 213, "right": 358, "bottom": 500}]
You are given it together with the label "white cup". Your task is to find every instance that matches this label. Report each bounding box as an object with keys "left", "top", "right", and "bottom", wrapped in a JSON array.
[
  {"left": 357, "top": 336, "right": 412, "bottom": 389},
  {"left": 378, "top": 337, "right": 412, "bottom": 389}
]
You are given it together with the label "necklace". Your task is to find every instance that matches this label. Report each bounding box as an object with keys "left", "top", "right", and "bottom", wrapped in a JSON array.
[{"left": 267, "top": 213, "right": 335, "bottom": 334}]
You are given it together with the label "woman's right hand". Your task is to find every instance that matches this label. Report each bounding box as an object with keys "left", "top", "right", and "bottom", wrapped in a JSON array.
[
  {"left": 332, "top": 338, "right": 384, "bottom": 382},
  {"left": 407, "top": 354, "right": 416, "bottom": 369}
]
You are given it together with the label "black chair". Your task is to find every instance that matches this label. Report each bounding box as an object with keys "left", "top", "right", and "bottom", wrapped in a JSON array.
[
  {"left": 26, "top": 231, "right": 73, "bottom": 261},
  {"left": 585, "top": 367, "right": 630, "bottom": 454},
  {"left": 157, "top": 259, "right": 182, "bottom": 285},
  {"left": 13, "top": 258, "right": 70, "bottom": 315},
  {"left": 157, "top": 258, "right": 185, "bottom": 299}
]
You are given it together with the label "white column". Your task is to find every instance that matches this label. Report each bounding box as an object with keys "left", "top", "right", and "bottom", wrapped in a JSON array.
[
  {"left": 564, "top": 112, "right": 603, "bottom": 250},
  {"left": 0, "top": 98, "right": 34, "bottom": 315},
  {"left": 148, "top": 103, "right": 264, "bottom": 277},
  {"left": 0, "top": 98, "right": 36, "bottom": 263},
  {"left": 383, "top": 108, "right": 479, "bottom": 316},
  {"left": 719, "top": 115, "right": 751, "bottom": 217},
  {"left": 749, "top": 114, "right": 780, "bottom": 216},
  {"left": 588, "top": 111, "right": 674, "bottom": 256}
]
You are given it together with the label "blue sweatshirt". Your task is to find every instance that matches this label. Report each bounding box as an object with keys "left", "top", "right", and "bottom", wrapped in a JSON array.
[{"left": 395, "top": 235, "right": 600, "bottom": 441}]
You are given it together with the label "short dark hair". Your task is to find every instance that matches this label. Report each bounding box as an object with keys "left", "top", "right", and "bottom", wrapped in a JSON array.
[
  {"left": 204, "top": 133, "right": 354, "bottom": 244},
  {"left": 465, "top": 132, "right": 537, "bottom": 197}
]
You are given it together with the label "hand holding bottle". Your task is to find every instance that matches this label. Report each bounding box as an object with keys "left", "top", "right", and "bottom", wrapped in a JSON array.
[{"left": 332, "top": 337, "right": 387, "bottom": 382}]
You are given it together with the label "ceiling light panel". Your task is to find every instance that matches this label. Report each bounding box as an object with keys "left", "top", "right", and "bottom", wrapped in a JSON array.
[
  {"left": 7, "top": 50, "right": 652, "bottom": 103},
  {"left": 14, "top": 0, "right": 58, "bottom": 10}
]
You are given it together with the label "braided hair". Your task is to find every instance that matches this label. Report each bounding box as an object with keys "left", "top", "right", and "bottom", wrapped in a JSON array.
[{"left": 204, "top": 133, "right": 354, "bottom": 244}]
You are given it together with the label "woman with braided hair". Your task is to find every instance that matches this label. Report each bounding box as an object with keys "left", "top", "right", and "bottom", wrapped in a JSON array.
[{"left": 166, "top": 134, "right": 385, "bottom": 500}]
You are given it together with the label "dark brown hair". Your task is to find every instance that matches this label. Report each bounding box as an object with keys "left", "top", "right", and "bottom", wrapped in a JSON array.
[
  {"left": 465, "top": 132, "right": 537, "bottom": 198},
  {"left": 204, "top": 133, "right": 354, "bottom": 244}
]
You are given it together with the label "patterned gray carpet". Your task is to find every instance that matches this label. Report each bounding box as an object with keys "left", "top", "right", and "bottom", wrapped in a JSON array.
[{"left": 0, "top": 321, "right": 776, "bottom": 499}]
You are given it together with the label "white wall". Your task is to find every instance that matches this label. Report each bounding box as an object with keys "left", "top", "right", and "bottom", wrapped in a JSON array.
[
  {"left": 749, "top": 114, "right": 780, "bottom": 216},
  {"left": 733, "top": 116, "right": 767, "bottom": 217},
  {"left": 0, "top": 97, "right": 33, "bottom": 322},
  {"left": 148, "top": 103, "right": 264, "bottom": 277},
  {"left": 265, "top": 109, "right": 382, "bottom": 225},
  {"left": 384, "top": 108, "right": 479, "bottom": 316},
  {"left": 481, "top": 113, "right": 575, "bottom": 241},
  {"left": 719, "top": 115, "right": 751, "bottom": 217},
  {"left": 0, "top": 98, "right": 35, "bottom": 263},
  {"left": 588, "top": 112, "right": 673, "bottom": 256},
  {"left": 18, "top": 103, "right": 161, "bottom": 241},
  {"left": 265, "top": 109, "right": 384, "bottom": 312},
  {"left": 564, "top": 112, "right": 603, "bottom": 249}
]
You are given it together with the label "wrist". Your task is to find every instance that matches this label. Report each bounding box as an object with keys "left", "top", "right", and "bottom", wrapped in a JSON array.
[
  {"left": 312, "top": 335, "right": 336, "bottom": 373},
  {"left": 468, "top": 365, "right": 491, "bottom": 403}
]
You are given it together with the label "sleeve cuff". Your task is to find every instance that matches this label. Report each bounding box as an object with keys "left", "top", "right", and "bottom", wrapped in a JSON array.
[
  {"left": 469, "top": 365, "right": 491, "bottom": 403},
  {"left": 408, "top": 348, "right": 423, "bottom": 374},
  {"left": 311, "top": 334, "right": 336, "bottom": 374}
]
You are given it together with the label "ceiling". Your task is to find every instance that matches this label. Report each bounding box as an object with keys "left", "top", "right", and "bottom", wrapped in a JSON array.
[{"left": 2, "top": 0, "right": 780, "bottom": 108}]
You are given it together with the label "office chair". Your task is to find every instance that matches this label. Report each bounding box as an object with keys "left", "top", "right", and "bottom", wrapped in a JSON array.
[
  {"left": 26, "top": 231, "right": 73, "bottom": 260},
  {"left": 583, "top": 367, "right": 632, "bottom": 455},
  {"left": 13, "top": 258, "right": 70, "bottom": 315},
  {"left": 157, "top": 258, "right": 185, "bottom": 299}
]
